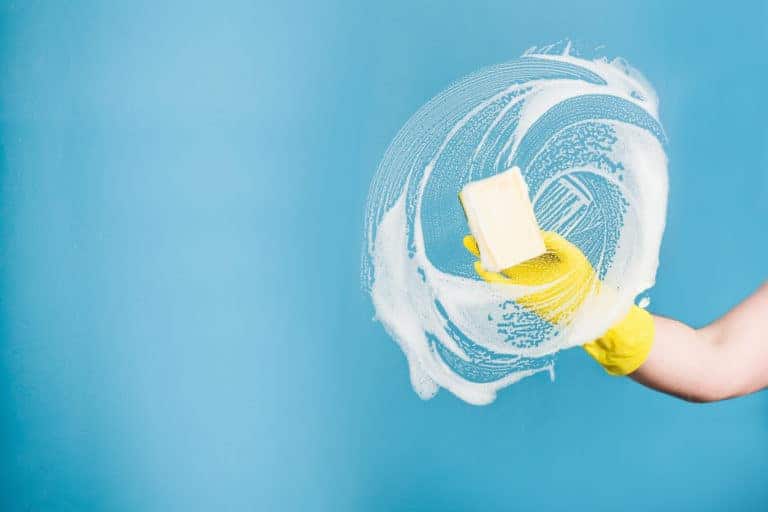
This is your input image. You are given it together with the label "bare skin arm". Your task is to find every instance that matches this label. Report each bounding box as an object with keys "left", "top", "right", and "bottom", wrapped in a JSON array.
[{"left": 630, "top": 281, "right": 768, "bottom": 402}]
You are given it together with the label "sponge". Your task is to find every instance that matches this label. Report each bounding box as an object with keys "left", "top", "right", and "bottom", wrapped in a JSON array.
[{"left": 459, "top": 167, "right": 546, "bottom": 272}]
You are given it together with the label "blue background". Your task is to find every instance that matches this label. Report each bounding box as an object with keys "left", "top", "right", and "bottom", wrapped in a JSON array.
[{"left": 1, "top": 1, "right": 766, "bottom": 510}]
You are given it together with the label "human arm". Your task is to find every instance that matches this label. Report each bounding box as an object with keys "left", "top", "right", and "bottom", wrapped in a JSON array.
[
  {"left": 632, "top": 282, "right": 768, "bottom": 402},
  {"left": 463, "top": 232, "right": 768, "bottom": 402}
]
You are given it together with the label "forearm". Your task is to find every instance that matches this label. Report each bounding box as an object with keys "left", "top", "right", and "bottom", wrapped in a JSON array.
[{"left": 630, "top": 281, "right": 768, "bottom": 402}]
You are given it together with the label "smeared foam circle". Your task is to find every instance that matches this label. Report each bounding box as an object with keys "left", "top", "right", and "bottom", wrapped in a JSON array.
[{"left": 362, "top": 43, "right": 668, "bottom": 405}]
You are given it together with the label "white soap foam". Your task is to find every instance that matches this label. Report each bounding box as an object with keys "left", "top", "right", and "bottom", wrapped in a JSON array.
[{"left": 362, "top": 43, "right": 668, "bottom": 405}]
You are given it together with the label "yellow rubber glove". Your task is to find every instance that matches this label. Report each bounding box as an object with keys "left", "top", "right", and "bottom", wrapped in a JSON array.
[{"left": 463, "top": 232, "right": 654, "bottom": 376}]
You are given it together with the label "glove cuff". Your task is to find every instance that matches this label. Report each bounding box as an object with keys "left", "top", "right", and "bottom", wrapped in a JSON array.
[{"left": 582, "top": 305, "right": 655, "bottom": 376}]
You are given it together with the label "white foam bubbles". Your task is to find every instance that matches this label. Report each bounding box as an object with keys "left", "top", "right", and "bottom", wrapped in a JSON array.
[{"left": 362, "top": 45, "right": 668, "bottom": 405}]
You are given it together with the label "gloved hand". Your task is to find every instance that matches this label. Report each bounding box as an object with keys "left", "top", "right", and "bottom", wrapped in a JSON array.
[{"left": 463, "top": 232, "right": 654, "bottom": 376}]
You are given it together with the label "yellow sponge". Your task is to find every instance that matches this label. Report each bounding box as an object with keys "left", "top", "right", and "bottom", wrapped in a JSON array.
[{"left": 459, "top": 167, "right": 546, "bottom": 272}]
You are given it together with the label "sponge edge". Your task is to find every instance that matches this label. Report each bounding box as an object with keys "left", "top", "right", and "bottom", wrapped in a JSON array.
[{"left": 459, "top": 167, "right": 546, "bottom": 272}]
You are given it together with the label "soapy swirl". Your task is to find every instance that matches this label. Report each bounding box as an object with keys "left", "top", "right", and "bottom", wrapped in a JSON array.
[{"left": 362, "top": 43, "right": 668, "bottom": 405}]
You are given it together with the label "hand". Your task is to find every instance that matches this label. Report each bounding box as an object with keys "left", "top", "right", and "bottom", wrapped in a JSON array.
[
  {"left": 462, "top": 231, "right": 598, "bottom": 325},
  {"left": 463, "top": 231, "right": 654, "bottom": 376}
]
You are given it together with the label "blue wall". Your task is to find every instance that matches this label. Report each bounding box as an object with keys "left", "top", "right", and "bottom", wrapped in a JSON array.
[{"left": 1, "top": 1, "right": 766, "bottom": 510}]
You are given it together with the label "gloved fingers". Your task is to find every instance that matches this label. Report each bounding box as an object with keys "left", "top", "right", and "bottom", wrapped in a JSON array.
[
  {"left": 541, "top": 231, "right": 588, "bottom": 264},
  {"left": 465, "top": 234, "right": 554, "bottom": 286},
  {"left": 465, "top": 230, "right": 595, "bottom": 293},
  {"left": 541, "top": 231, "right": 598, "bottom": 275},
  {"left": 465, "top": 233, "right": 558, "bottom": 285},
  {"left": 462, "top": 235, "right": 481, "bottom": 258},
  {"left": 465, "top": 230, "right": 569, "bottom": 269},
  {"left": 472, "top": 261, "right": 514, "bottom": 285},
  {"left": 541, "top": 231, "right": 569, "bottom": 257},
  {"left": 500, "top": 252, "right": 561, "bottom": 284},
  {"left": 466, "top": 231, "right": 565, "bottom": 265},
  {"left": 498, "top": 231, "right": 574, "bottom": 285}
]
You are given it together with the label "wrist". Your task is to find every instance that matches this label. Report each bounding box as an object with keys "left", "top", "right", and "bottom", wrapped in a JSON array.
[{"left": 583, "top": 305, "right": 655, "bottom": 376}]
